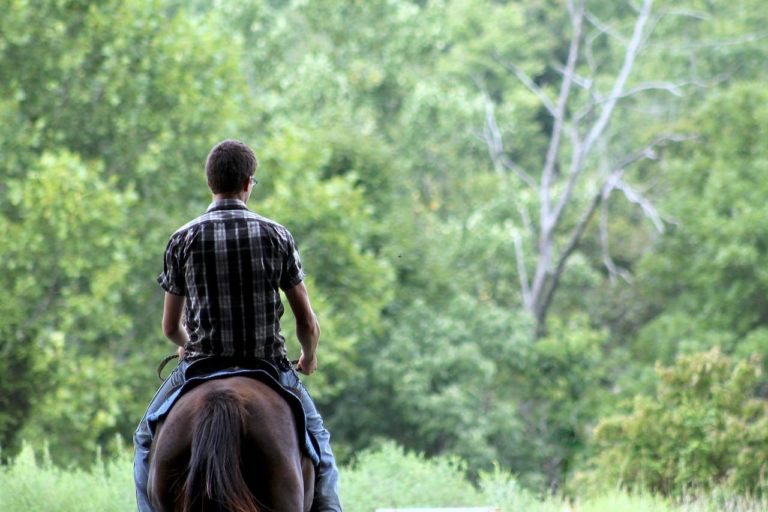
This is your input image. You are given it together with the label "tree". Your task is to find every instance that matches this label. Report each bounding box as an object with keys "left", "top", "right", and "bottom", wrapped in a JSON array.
[
  {"left": 628, "top": 82, "right": 768, "bottom": 366},
  {"left": 340, "top": 294, "right": 533, "bottom": 477},
  {"left": 253, "top": 126, "right": 397, "bottom": 401},
  {"left": 0, "top": 0, "right": 249, "bottom": 460},
  {"left": 0, "top": 151, "right": 134, "bottom": 460},
  {"left": 474, "top": 0, "right": 695, "bottom": 335}
]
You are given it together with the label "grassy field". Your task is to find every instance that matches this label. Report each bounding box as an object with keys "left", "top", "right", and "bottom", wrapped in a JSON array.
[{"left": 1, "top": 443, "right": 764, "bottom": 512}]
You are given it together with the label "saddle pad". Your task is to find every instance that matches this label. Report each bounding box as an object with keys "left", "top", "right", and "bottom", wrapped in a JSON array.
[{"left": 146, "top": 367, "right": 321, "bottom": 467}]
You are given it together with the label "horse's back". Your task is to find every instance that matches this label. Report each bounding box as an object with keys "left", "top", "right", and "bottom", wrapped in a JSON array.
[
  {"left": 177, "top": 377, "right": 297, "bottom": 443},
  {"left": 149, "top": 376, "right": 312, "bottom": 512}
]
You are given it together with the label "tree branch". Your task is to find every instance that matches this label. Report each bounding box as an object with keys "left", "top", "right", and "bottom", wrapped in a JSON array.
[
  {"left": 495, "top": 57, "right": 557, "bottom": 117},
  {"left": 541, "top": 0, "right": 585, "bottom": 229},
  {"left": 581, "top": 0, "right": 654, "bottom": 157},
  {"left": 600, "top": 201, "right": 633, "bottom": 284},
  {"left": 614, "top": 132, "right": 694, "bottom": 171},
  {"left": 482, "top": 93, "right": 506, "bottom": 176},
  {"left": 585, "top": 11, "right": 627, "bottom": 44},
  {"left": 479, "top": 92, "right": 538, "bottom": 189},
  {"left": 648, "top": 31, "right": 768, "bottom": 50},
  {"left": 548, "top": 0, "right": 654, "bottom": 242},
  {"left": 530, "top": 0, "right": 586, "bottom": 313},
  {"left": 513, "top": 230, "right": 532, "bottom": 310},
  {"left": 615, "top": 178, "right": 665, "bottom": 232},
  {"left": 534, "top": 131, "right": 689, "bottom": 324},
  {"left": 531, "top": 0, "right": 585, "bottom": 330},
  {"left": 618, "top": 80, "right": 686, "bottom": 98},
  {"left": 659, "top": 7, "right": 710, "bottom": 21},
  {"left": 536, "top": 169, "right": 623, "bottom": 325},
  {"left": 552, "top": 62, "right": 593, "bottom": 91}
]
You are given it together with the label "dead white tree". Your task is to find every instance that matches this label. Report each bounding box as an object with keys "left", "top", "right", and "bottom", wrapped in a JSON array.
[{"left": 481, "top": 0, "right": 691, "bottom": 336}]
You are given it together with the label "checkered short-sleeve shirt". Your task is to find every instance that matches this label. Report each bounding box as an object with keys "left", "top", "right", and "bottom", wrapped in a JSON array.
[{"left": 157, "top": 199, "right": 306, "bottom": 360}]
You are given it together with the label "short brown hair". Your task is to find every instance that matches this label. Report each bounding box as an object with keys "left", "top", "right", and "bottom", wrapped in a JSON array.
[{"left": 205, "top": 140, "right": 258, "bottom": 194}]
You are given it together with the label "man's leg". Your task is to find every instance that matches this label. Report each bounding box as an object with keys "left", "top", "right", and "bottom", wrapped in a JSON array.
[
  {"left": 278, "top": 367, "right": 342, "bottom": 512},
  {"left": 133, "top": 361, "right": 188, "bottom": 512}
]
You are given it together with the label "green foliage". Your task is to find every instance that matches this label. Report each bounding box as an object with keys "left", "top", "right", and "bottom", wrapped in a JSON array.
[
  {"left": 254, "top": 126, "right": 397, "bottom": 400},
  {"left": 0, "top": 0, "right": 250, "bottom": 462},
  {"left": 507, "top": 317, "right": 618, "bottom": 486},
  {"left": 343, "top": 443, "right": 489, "bottom": 510},
  {"left": 19, "top": 356, "right": 135, "bottom": 465},
  {"left": 4, "top": 441, "right": 767, "bottom": 512},
  {"left": 0, "top": 0, "right": 246, "bottom": 195},
  {"left": 0, "top": 151, "right": 134, "bottom": 458},
  {"left": 0, "top": 443, "right": 134, "bottom": 512},
  {"left": 633, "top": 83, "right": 768, "bottom": 364},
  {"left": 2, "top": 0, "right": 768, "bottom": 495},
  {"left": 355, "top": 296, "right": 530, "bottom": 471},
  {"left": 588, "top": 349, "right": 768, "bottom": 495}
]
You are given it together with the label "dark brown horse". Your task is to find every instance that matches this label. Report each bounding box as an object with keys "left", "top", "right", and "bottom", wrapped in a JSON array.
[{"left": 147, "top": 376, "right": 315, "bottom": 512}]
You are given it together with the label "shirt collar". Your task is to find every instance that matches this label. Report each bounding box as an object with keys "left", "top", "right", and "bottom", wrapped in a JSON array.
[{"left": 207, "top": 198, "right": 249, "bottom": 212}]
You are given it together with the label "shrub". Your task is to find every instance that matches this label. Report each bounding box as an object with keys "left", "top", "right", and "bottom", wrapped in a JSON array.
[
  {"left": 0, "top": 443, "right": 134, "bottom": 512},
  {"left": 342, "top": 442, "right": 487, "bottom": 510},
  {"left": 588, "top": 348, "right": 768, "bottom": 495}
]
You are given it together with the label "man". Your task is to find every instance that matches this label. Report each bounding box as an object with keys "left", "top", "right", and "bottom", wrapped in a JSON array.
[{"left": 133, "top": 139, "right": 342, "bottom": 512}]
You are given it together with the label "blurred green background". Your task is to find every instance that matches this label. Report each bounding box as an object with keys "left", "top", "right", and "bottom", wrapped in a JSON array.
[{"left": 1, "top": 0, "right": 767, "bottom": 509}]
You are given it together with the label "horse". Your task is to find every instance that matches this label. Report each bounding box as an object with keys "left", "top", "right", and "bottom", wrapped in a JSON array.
[{"left": 147, "top": 376, "right": 315, "bottom": 512}]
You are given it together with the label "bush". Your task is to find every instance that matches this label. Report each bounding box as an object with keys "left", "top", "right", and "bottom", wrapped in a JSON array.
[
  {"left": 343, "top": 442, "right": 493, "bottom": 510},
  {"left": 0, "top": 443, "right": 134, "bottom": 512},
  {"left": 588, "top": 348, "right": 768, "bottom": 495}
]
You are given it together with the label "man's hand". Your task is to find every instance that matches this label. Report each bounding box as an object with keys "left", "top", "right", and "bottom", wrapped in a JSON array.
[{"left": 296, "top": 350, "right": 317, "bottom": 375}]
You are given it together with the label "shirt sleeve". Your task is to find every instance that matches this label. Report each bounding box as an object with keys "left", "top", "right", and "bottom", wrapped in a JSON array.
[
  {"left": 279, "top": 230, "right": 306, "bottom": 291},
  {"left": 157, "top": 233, "right": 186, "bottom": 296}
]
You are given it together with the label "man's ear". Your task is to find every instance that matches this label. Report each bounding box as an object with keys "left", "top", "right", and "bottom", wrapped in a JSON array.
[{"left": 242, "top": 177, "right": 251, "bottom": 192}]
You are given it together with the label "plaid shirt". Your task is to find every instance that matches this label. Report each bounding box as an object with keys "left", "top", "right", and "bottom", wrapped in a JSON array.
[{"left": 157, "top": 199, "right": 305, "bottom": 360}]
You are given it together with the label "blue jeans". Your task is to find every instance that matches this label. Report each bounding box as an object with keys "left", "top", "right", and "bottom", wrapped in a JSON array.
[{"left": 133, "top": 360, "right": 342, "bottom": 511}]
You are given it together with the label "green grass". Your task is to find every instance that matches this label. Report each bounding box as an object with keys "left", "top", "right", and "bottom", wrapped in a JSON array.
[
  {"left": 0, "top": 443, "right": 134, "bottom": 512},
  {"left": 1, "top": 442, "right": 765, "bottom": 511}
]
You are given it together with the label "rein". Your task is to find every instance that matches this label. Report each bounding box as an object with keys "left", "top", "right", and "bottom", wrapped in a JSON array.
[{"left": 156, "top": 354, "right": 179, "bottom": 381}]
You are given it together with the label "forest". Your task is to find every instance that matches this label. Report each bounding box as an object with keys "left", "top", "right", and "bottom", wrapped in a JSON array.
[{"left": 1, "top": 0, "right": 767, "bottom": 510}]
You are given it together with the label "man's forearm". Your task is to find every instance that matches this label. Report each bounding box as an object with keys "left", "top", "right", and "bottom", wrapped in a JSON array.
[
  {"left": 284, "top": 282, "right": 320, "bottom": 374},
  {"left": 162, "top": 292, "right": 188, "bottom": 348},
  {"left": 296, "top": 316, "right": 320, "bottom": 356},
  {"left": 165, "top": 326, "right": 189, "bottom": 348}
]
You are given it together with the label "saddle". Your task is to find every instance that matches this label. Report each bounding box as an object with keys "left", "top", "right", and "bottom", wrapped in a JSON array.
[{"left": 146, "top": 357, "right": 321, "bottom": 466}]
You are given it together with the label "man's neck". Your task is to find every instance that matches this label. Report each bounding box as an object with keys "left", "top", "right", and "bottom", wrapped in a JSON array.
[{"left": 212, "top": 193, "right": 248, "bottom": 203}]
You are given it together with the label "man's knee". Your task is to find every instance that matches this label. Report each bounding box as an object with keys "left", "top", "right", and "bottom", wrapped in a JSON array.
[{"left": 134, "top": 421, "right": 152, "bottom": 448}]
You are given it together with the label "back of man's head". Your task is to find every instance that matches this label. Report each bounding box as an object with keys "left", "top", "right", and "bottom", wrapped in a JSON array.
[{"left": 205, "top": 140, "right": 258, "bottom": 194}]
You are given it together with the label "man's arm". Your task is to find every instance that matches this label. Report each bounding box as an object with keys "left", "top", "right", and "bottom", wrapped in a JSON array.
[
  {"left": 284, "top": 281, "right": 320, "bottom": 375},
  {"left": 162, "top": 292, "right": 189, "bottom": 358}
]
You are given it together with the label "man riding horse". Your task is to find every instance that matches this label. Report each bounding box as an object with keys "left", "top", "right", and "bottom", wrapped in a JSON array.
[{"left": 133, "top": 139, "right": 342, "bottom": 511}]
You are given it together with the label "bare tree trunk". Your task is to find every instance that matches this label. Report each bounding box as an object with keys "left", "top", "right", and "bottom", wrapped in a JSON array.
[{"left": 481, "top": 0, "right": 684, "bottom": 337}]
